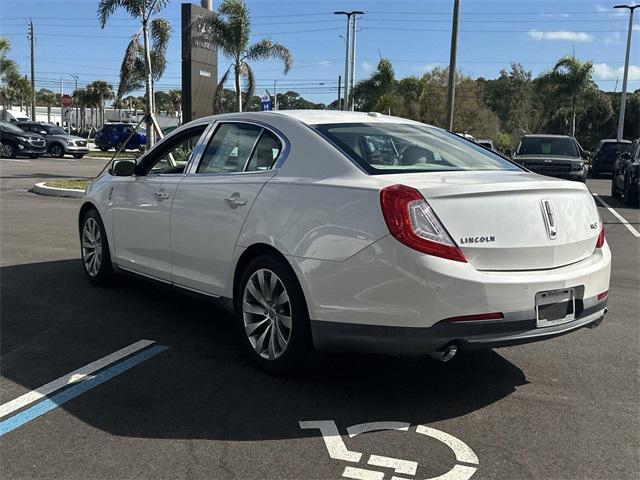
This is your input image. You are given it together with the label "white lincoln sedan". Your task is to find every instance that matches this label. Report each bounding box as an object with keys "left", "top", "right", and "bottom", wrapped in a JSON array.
[{"left": 79, "top": 111, "right": 610, "bottom": 373}]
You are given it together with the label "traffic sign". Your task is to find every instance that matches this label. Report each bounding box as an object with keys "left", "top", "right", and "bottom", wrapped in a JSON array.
[{"left": 61, "top": 94, "right": 72, "bottom": 108}]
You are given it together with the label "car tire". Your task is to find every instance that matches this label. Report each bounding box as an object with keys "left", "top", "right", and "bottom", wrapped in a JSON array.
[
  {"left": 80, "top": 209, "right": 115, "bottom": 285},
  {"left": 623, "top": 177, "right": 639, "bottom": 207},
  {"left": 29, "top": 154, "right": 38, "bottom": 159},
  {"left": 99, "top": 147, "right": 109, "bottom": 152},
  {"left": 3, "top": 142, "right": 16, "bottom": 158},
  {"left": 50, "top": 143, "right": 65, "bottom": 158},
  {"left": 236, "top": 254, "right": 315, "bottom": 375},
  {"left": 73, "top": 154, "right": 84, "bottom": 159}
]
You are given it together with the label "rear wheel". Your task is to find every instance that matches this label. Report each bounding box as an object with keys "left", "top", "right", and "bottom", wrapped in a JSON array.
[
  {"left": 236, "top": 254, "right": 314, "bottom": 375},
  {"left": 50, "top": 143, "right": 65, "bottom": 158},
  {"left": 80, "top": 209, "right": 114, "bottom": 285},
  {"left": 3, "top": 142, "right": 16, "bottom": 158}
]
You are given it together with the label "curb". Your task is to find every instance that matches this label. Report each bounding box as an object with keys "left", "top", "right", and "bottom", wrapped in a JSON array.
[{"left": 33, "top": 182, "right": 85, "bottom": 199}]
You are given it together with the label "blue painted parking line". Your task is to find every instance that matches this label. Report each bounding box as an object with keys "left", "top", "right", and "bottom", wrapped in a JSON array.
[{"left": 0, "top": 344, "right": 168, "bottom": 437}]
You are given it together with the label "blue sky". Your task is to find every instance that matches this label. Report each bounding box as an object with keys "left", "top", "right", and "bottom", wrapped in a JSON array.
[{"left": 1, "top": 0, "right": 638, "bottom": 105}]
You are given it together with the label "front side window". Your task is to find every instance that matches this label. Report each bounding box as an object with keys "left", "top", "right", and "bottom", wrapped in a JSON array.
[
  {"left": 517, "top": 137, "right": 579, "bottom": 157},
  {"left": 197, "top": 123, "right": 265, "bottom": 174},
  {"left": 145, "top": 128, "right": 206, "bottom": 174},
  {"left": 314, "top": 123, "right": 520, "bottom": 174}
]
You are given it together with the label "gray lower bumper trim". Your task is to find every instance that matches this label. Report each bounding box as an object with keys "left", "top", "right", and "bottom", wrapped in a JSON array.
[{"left": 310, "top": 301, "right": 607, "bottom": 355}]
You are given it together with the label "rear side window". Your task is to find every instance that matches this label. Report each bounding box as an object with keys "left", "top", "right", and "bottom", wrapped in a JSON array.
[
  {"left": 517, "top": 137, "right": 578, "bottom": 157},
  {"left": 314, "top": 122, "right": 520, "bottom": 174},
  {"left": 245, "top": 130, "right": 282, "bottom": 171},
  {"left": 600, "top": 142, "right": 628, "bottom": 153}
]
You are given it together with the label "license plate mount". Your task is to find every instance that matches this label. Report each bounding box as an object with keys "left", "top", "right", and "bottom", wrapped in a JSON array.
[{"left": 535, "top": 288, "right": 576, "bottom": 327}]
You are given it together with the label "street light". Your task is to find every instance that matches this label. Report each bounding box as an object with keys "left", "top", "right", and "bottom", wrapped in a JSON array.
[
  {"left": 334, "top": 11, "right": 364, "bottom": 111},
  {"left": 613, "top": 3, "right": 639, "bottom": 142}
]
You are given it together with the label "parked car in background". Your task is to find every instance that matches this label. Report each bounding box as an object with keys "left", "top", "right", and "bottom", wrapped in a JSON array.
[
  {"left": 611, "top": 138, "right": 640, "bottom": 207},
  {"left": 476, "top": 139, "right": 495, "bottom": 151},
  {"left": 590, "top": 139, "right": 631, "bottom": 177},
  {"left": 79, "top": 111, "right": 610, "bottom": 374},
  {"left": 0, "top": 120, "right": 46, "bottom": 158},
  {"left": 512, "top": 134, "right": 588, "bottom": 182},
  {"left": 95, "top": 123, "right": 146, "bottom": 151},
  {"left": 17, "top": 122, "right": 89, "bottom": 158}
]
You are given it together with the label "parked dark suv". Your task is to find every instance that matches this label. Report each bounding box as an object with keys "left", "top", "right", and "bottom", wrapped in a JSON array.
[
  {"left": 17, "top": 122, "right": 89, "bottom": 158},
  {"left": 590, "top": 139, "right": 631, "bottom": 177},
  {"left": 611, "top": 138, "right": 639, "bottom": 207},
  {"left": 512, "top": 134, "right": 589, "bottom": 182},
  {"left": 95, "top": 123, "right": 146, "bottom": 151},
  {"left": 0, "top": 120, "right": 46, "bottom": 158}
]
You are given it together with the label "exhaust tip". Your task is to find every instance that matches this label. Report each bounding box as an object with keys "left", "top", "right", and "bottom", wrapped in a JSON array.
[{"left": 430, "top": 345, "right": 458, "bottom": 363}]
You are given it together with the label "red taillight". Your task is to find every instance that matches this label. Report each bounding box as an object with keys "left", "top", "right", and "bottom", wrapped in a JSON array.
[
  {"left": 597, "top": 290, "right": 609, "bottom": 300},
  {"left": 442, "top": 312, "right": 505, "bottom": 322},
  {"left": 380, "top": 184, "right": 467, "bottom": 262},
  {"left": 595, "top": 224, "right": 605, "bottom": 248}
]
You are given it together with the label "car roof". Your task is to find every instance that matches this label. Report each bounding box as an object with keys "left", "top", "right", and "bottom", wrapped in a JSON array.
[
  {"left": 521, "top": 134, "right": 575, "bottom": 139},
  {"left": 190, "top": 110, "right": 426, "bottom": 128},
  {"left": 599, "top": 138, "right": 631, "bottom": 143}
]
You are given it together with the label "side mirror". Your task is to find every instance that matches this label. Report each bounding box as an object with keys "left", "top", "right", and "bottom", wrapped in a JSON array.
[
  {"left": 111, "top": 159, "right": 136, "bottom": 176},
  {"left": 504, "top": 148, "right": 512, "bottom": 157},
  {"left": 582, "top": 150, "right": 591, "bottom": 159},
  {"left": 621, "top": 151, "right": 631, "bottom": 160}
]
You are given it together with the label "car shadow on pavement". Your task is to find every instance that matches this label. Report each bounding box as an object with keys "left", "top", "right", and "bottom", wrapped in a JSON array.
[{"left": 1, "top": 259, "right": 528, "bottom": 442}]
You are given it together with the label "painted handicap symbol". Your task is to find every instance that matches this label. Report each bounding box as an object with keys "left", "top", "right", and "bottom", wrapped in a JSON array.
[{"left": 299, "top": 420, "right": 478, "bottom": 480}]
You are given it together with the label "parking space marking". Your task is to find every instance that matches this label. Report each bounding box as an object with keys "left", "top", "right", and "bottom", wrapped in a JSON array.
[
  {"left": 348, "top": 421, "right": 411, "bottom": 438},
  {"left": 593, "top": 193, "right": 640, "bottom": 238},
  {"left": 299, "top": 420, "right": 363, "bottom": 462},
  {"left": 0, "top": 343, "right": 168, "bottom": 437},
  {"left": 0, "top": 339, "right": 155, "bottom": 419},
  {"left": 368, "top": 454, "right": 417, "bottom": 475},
  {"left": 0, "top": 159, "right": 31, "bottom": 163},
  {"left": 343, "top": 466, "right": 384, "bottom": 480}
]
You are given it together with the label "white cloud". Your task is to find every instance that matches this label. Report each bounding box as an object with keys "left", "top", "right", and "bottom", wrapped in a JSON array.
[
  {"left": 412, "top": 63, "right": 440, "bottom": 73},
  {"left": 540, "top": 13, "right": 570, "bottom": 18},
  {"left": 317, "top": 60, "right": 332, "bottom": 68},
  {"left": 634, "top": 24, "right": 640, "bottom": 31},
  {"left": 361, "top": 61, "right": 374, "bottom": 74},
  {"left": 593, "top": 63, "right": 640, "bottom": 81},
  {"left": 605, "top": 32, "right": 622, "bottom": 44},
  {"left": 528, "top": 30, "right": 594, "bottom": 42},
  {"left": 596, "top": 4, "right": 627, "bottom": 16}
]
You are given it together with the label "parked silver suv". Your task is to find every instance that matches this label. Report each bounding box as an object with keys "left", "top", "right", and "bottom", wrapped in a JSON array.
[{"left": 17, "top": 122, "right": 89, "bottom": 159}]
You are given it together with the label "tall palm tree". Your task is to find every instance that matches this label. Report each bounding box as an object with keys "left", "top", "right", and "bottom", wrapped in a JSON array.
[
  {"left": 192, "top": 0, "right": 292, "bottom": 112},
  {"left": 37, "top": 89, "right": 58, "bottom": 123},
  {"left": 168, "top": 89, "right": 181, "bottom": 123},
  {"left": 98, "top": 0, "right": 170, "bottom": 148},
  {"left": 86, "top": 80, "right": 114, "bottom": 127},
  {"left": 552, "top": 56, "right": 594, "bottom": 136}
]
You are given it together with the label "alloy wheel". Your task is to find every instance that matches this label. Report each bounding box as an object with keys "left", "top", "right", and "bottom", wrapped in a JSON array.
[
  {"left": 242, "top": 268, "right": 292, "bottom": 360},
  {"left": 81, "top": 217, "right": 103, "bottom": 277},
  {"left": 51, "top": 145, "right": 63, "bottom": 157}
]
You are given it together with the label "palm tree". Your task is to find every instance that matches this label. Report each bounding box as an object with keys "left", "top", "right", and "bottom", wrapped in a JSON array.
[
  {"left": 98, "top": 0, "right": 170, "bottom": 148},
  {"left": 192, "top": 0, "right": 292, "bottom": 112},
  {"left": 168, "top": 89, "right": 181, "bottom": 120},
  {"left": 86, "top": 80, "right": 114, "bottom": 127},
  {"left": 552, "top": 56, "right": 594, "bottom": 136},
  {"left": 37, "top": 89, "right": 58, "bottom": 123}
]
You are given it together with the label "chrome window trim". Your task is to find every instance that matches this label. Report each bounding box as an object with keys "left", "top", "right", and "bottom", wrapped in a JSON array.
[{"left": 186, "top": 119, "right": 290, "bottom": 176}]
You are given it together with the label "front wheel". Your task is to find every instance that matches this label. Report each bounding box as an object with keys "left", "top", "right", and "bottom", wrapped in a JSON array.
[
  {"left": 73, "top": 154, "right": 84, "bottom": 159},
  {"left": 236, "top": 254, "right": 314, "bottom": 375},
  {"left": 80, "top": 210, "right": 114, "bottom": 285},
  {"left": 3, "top": 143, "right": 16, "bottom": 158},
  {"left": 50, "top": 144, "right": 65, "bottom": 158}
]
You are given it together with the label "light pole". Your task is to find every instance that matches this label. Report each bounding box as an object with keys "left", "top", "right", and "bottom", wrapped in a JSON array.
[
  {"left": 70, "top": 74, "right": 78, "bottom": 129},
  {"left": 349, "top": 13, "right": 364, "bottom": 111},
  {"left": 334, "top": 11, "right": 364, "bottom": 111},
  {"left": 614, "top": 3, "right": 638, "bottom": 142},
  {"left": 446, "top": 0, "right": 461, "bottom": 131}
]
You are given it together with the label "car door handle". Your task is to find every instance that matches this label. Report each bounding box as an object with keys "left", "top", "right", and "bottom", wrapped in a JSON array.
[
  {"left": 224, "top": 194, "right": 247, "bottom": 206},
  {"left": 154, "top": 189, "right": 170, "bottom": 200}
]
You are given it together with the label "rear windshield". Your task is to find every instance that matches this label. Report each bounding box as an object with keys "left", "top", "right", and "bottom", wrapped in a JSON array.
[
  {"left": 314, "top": 123, "right": 520, "bottom": 174},
  {"left": 517, "top": 137, "right": 578, "bottom": 157},
  {"left": 600, "top": 142, "right": 628, "bottom": 153}
]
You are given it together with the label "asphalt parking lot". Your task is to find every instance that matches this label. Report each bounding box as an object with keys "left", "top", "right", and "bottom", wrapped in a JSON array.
[{"left": 1, "top": 156, "right": 638, "bottom": 480}]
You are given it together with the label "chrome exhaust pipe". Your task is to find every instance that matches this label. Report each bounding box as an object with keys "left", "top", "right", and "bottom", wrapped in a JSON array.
[{"left": 430, "top": 345, "right": 457, "bottom": 363}]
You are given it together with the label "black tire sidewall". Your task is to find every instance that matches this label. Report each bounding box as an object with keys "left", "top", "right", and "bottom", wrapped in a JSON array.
[
  {"left": 51, "top": 144, "right": 64, "bottom": 158},
  {"left": 81, "top": 209, "right": 114, "bottom": 285},
  {"left": 5, "top": 143, "right": 15, "bottom": 158},
  {"left": 235, "top": 254, "right": 313, "bottom": 374}
]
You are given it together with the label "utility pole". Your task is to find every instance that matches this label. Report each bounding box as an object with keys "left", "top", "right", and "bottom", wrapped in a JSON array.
[
  {"left": 70, "top": 74, "right": 78, "bottom": 129},
  {"left": 28, "top": 20, "right": 36, "bottom": 121},
  {"left": 274, "top": 80, "right": 278, "bottom": 110},
  {"left": 337, "top": 75, "right": 342, "bottom": 110},
  {"left": 614, "top": 3, "right": 638, "bottom": 142},
  {"left": 349, "top": 13, "right": 364, "bottom": 111},
  {"left": 446, "top": 0, "right": 460, "bottom": 131},
  {"left": 335, "top": 12, "right": 351, "bottom": 111}
]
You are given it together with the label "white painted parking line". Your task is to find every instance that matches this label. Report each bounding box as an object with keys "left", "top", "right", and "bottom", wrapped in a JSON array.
[
  {"left": 299, "top": 420, "right": 363, "bottom": 462},
  {"left": 343, "top": 466, "right": 384, "bottom": 480},
  {"left": 348, "top": 421, "right": 410, "bottom": 438},
  {"left": 368, "top": 454, "right": 417, "bottom": 475},
  {"left": 593, "top": 193, "right": 640, "bottom": 238},
  {"left": 0, "top": 339, "right": 155, "bottom": 419},
  {"left": 0, "top": 159, "right": 30, "bottom": 163}
]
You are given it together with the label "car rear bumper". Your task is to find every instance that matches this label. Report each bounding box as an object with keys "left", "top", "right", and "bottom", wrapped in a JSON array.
[
  {"left": 311, "top": 299, "right": 607, "bottom": 355},
  {"left": 530, "top": 169, "right": 586, "bottom": 182}
]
